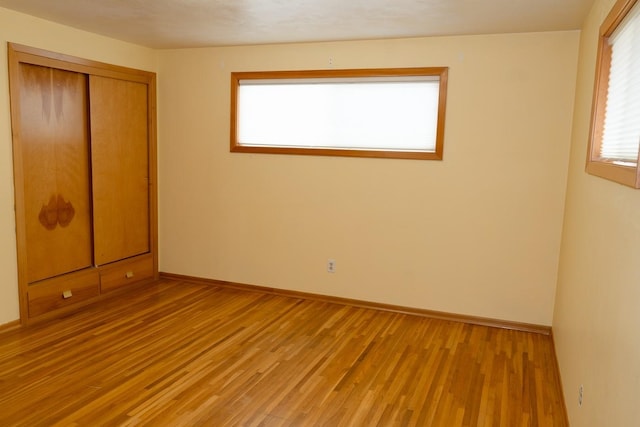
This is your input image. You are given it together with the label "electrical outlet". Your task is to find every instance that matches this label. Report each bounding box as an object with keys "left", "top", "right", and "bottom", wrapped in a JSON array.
[
  {"left": 327, "top": 259, "right": 336, "bottom": 273},
  {"left": 578, "top": 384, "right": 583, "bottom": 407}
]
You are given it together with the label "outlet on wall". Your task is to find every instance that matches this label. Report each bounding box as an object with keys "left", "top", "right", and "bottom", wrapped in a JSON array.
[
  {"left": 327, "top": 259, "right": 336, "bottom": 273},
  {"left": 578, "top": 384, "right": 583, "bottom": 407}
]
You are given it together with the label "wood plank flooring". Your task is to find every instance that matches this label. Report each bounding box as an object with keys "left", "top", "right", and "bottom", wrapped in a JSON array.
[{"left": 0, "top": 279, "right": 567, "bottom": 426}]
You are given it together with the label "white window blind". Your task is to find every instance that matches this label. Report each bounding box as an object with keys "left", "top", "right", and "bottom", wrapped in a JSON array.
[
  {"left": 601, "top": 0, "right": 640, "bottom": 165},
  {"left": 237, "top": 76, "right": 441, "bottom": 152}
]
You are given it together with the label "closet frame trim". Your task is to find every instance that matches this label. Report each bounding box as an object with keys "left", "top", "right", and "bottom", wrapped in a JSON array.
[{"left": 7, "top": 43, "right": 158, "bottom": 324}]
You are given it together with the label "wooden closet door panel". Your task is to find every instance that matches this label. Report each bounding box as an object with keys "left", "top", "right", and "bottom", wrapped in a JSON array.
[
  {"left": 90, "top": 76, "right": 150, "bottom": 265},
  {"left": 19, "top": 64, "right": 93, "bottom": 283}
]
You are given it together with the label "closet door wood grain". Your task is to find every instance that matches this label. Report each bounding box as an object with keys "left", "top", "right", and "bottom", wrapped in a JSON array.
[
  {"left": 18, "top": 64, "right": 93, "bottom": 283},
  {"left": 90, "top": 76, "right": 150, "bottom": 265}
]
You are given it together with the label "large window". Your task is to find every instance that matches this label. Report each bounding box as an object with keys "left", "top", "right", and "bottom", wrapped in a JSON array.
[
  {"left": 587, "top": 0, "right": 640, "bottom": 187},
  {"left": 230, "top": 68, "right": 448, "bottom": 160}
]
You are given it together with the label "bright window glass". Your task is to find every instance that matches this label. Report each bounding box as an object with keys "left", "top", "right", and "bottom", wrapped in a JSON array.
[
  {"left": 231, "top": 68, "right": 448, "bottom": 160},
  {"left": 587, "top": 0, "right": 640, "bottom": 187},
  {"left": 600, "top": 0, "right": 640, "bottom": 165},
  {"left": 238, "top": 78, "right": 440, "bottom": 152}
]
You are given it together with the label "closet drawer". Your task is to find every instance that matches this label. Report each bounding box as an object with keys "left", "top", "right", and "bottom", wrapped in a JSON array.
[
  {"left": 100, "top": 255, "right": 154, "bottom": 292},
  {"left": 28, "top": 269, "right": 100, "bottom": 318}
]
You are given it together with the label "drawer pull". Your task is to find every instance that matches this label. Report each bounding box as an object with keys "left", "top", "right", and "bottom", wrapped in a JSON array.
[
  {"left": 125, "top": 271, "right": 134, "bottom": 279},
  {"left": 62, "top": 290, "right": 73, "bottom": 299}
]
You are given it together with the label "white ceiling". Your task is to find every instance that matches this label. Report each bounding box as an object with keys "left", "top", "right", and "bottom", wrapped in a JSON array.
[{"left": 0, "top": 0, "right": 594, "bottom": 49}]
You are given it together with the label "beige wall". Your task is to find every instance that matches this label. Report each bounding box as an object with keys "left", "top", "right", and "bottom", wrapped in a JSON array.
[
  {"left": 553, "top": 0, "right": 640, "bottom": 425},
  {"left": 3, "top": 5, "right": 638, "bottom": 423},
  {"left": 0, "top": 7, "right": 157, "bottom": 325},
  {"left": 0, "top": 9, "right": 580, "bottom": 329},
  {"left": 158, "top": 31, "right": 579, "bottom": 326}
]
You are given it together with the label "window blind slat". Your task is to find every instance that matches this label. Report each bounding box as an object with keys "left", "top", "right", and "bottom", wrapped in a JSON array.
[{"left": 600, "top": 0, "right": 640, "bottom": 163}]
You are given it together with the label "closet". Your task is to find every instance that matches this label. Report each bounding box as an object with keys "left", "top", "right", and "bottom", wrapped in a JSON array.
[{"left": 8, "top": 44, "right": 158, "bottom": 324}]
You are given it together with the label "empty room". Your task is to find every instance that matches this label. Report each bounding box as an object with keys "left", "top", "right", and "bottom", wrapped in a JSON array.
[{"left": 0, "top": 0, "right": 638, "bottom": 425}]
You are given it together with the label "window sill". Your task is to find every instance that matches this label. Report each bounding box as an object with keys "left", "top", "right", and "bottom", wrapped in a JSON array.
[
  {"left": 586, "top": 160, "right": 640, "bottom": 188},
  {"left": 230, "top": 145, "right": 443, "bottom": 160}
]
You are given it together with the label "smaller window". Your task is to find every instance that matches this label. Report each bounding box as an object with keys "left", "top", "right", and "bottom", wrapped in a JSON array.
[
  {"left": 230, "top": 68, "right": 448, "bottom": 160},
  {"left": 587, "top": 0, "right": 640, "bottom": 187}
]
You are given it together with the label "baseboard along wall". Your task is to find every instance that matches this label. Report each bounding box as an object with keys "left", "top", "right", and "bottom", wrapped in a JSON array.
[{"left": 159, "top": 272, "right": 551, "bottom": 335}]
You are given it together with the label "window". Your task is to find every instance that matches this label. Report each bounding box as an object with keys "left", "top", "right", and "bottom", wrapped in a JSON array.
[
  {"left": 587, "top": 0, "right": 640, "bottom": 187},
  {"left": 230, "top": 68, "right": 448, "bottom": 160}
]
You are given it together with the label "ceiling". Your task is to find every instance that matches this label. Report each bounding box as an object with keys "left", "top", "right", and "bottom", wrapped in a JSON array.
[{"left": 0, "top": 0, "right": 594, "bottom": 49}]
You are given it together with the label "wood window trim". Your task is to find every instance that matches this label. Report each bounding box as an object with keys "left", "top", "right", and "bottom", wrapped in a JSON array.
[
  {"left": 586, "top": 0, "right": 640, "bottom": 188},
  {"left": 230, "top": 67, "right": 448, "bottom": 160}
]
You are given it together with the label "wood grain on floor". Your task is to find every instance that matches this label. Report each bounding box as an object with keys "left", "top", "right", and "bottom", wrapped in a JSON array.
[{"left": 0, "top": 279, "right": 567, "bottom": 426}]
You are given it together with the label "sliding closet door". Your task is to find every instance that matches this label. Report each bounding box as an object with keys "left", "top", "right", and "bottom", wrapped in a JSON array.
[
  {"left": 18, "top": 64, "right": 93, "bottom": 283},
  {"left": 90, "top": 75, "right": 150, "bottom": 265}
]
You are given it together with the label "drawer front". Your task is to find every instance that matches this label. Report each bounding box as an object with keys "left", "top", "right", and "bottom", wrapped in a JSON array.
[
  {"left": 100, "top": 255, "right": 154, "bottom": 292},
  {"left": 28, "top": 269, "right": 100, "bottom": 318}
]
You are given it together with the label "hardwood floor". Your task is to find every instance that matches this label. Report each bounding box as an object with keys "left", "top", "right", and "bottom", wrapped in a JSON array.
[{"left": 0, "top": 279, "right": 567, "bottom": 426}]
